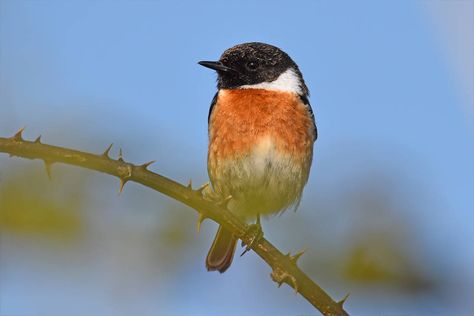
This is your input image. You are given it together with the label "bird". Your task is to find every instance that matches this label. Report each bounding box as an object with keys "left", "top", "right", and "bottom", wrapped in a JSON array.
[{"left": 198, "top": 42, "right": 317, "bottom": 273}]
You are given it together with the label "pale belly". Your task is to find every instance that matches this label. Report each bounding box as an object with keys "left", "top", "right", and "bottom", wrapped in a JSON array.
[{"left": 208, "top": 136, "right": 311, "bottom": 218}]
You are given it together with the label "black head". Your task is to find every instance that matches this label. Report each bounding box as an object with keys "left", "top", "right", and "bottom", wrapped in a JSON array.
[{"left": 199, "top": 42, "right": 308, "bottom": 96}]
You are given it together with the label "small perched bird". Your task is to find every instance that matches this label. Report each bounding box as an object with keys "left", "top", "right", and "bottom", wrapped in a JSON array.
[{"left": 199, "top": 42, "right": 317, "bottom": 273}]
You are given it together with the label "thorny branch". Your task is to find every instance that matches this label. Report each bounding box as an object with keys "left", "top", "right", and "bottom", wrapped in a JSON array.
[{"left": 0, "top": 128, "right": 349, "bottom": 316}]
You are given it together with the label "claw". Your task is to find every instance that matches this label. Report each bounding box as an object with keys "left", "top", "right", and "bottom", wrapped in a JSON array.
[
  {"left": 240, "top": 247, "right": 251, "bottom": 257},
  {"left": 34, "top": 135, "right": 42, "bottom": 143},
  {"left": 218, "top": 195, "right": 232, "bottom": 209},
  {"left": 187, "top": 179, "right": 193, "bottom": 189},
  {"left": 240, "top": 214, "right": 263, "bottom": 256}
]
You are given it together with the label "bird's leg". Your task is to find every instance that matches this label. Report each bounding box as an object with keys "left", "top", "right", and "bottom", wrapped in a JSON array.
[{"left": 240, "top": 214, "right": 264, "bottom": 256}]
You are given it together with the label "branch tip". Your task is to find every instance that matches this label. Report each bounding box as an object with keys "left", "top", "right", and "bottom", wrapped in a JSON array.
[{"left": 102, "top": 143, "right": 114, "bottom": 158}]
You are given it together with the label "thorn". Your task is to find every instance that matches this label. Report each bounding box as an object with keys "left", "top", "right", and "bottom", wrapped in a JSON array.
[
  {"left": 43, "top": 160, "right": 52, "bottom": 180},
  {"left": 118, "top": 148, "right": 124, "bottom": 162},
  {"left": 12, "top": 127, "right": 25, "bottom": 141},
  {"left": 118, "top": 178, "right": 127, "bottom": 195},
  {"left": 337, "top": 293, "right": 350, "bottom": 307},
  {"left": 34, "top": 135, "right": 42, "bottom": 143},
  {"left": 196, "top": 213, "right": 207, "bottom": 233},
  {"left": 196, "top": 182, "right": 210, "bottom": 195},
  {"left": 187, "top": 179, "right": 193, "bottom": 189},
  {"left": 270, "top": 268, "right": 298, "bottom": 293},
  {"left": 139, "top": 160, "right": 155, "bottom": 170},
  {"left": 102, "top": 143, "right": 113, "bottom": 158},
  {"left": 288, "top": 249, "right": 306, "bottom": 265}
]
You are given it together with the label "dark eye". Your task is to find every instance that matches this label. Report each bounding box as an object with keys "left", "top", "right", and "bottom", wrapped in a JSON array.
[{"left": 246, "top": 61, "right": 259, "bottom": 70}]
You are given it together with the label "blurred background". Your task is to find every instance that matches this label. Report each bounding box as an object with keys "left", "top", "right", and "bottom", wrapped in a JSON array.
[{"left": 1, "top": 1, "right": 473, "bottom": 315}]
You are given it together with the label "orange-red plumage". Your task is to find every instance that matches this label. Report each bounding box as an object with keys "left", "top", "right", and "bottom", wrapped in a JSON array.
[{"left": 209, "top": 89, "right": 315, "bottom": 161}]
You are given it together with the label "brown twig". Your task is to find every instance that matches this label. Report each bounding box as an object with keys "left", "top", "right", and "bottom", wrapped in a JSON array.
[{"left": 0, "top": 129, "right": 349, "bottom": 316}]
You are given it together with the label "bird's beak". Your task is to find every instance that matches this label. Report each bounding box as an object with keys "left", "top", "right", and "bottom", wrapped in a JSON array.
[{"left": 198, "top": 61, "right": 235, "bottom": 72}]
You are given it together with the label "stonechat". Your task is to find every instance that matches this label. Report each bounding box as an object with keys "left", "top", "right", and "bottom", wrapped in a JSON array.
[{"left": 199, "top": 42, "right": 317, "bottom": 272}]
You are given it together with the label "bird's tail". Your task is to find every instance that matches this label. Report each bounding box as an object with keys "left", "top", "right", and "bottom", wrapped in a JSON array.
[{"left": 206, "top": 225, "right": 238, "bottom": 273}]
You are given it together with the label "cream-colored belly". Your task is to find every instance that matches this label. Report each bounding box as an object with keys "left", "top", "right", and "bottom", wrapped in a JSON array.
[{"left": 209, "top": 136, "right": 310, "bottom": 218}]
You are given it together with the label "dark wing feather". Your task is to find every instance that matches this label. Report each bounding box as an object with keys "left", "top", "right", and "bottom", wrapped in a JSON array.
[
  {"left": 300, "top": 95, "right": 317, "bottom": 141},
  {"left": 208, "top": 92, "right": 218, "bottom": 123}
]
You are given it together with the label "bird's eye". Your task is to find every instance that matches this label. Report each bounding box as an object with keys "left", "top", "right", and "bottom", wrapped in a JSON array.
[{"left": 246, "top": 61, "right": 259, "bottom": 70}]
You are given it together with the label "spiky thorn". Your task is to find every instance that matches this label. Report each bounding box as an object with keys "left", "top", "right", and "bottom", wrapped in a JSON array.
[
  {"left": 102, "top": 143, "right": 113, "bottom": 158},
  {"left": 195, "top": 182, "right": 210, "bottom": 196},
  {"left": 34, "top": 135, "right": 42, "bottom": 143},
  {"left": 287, "top": 249, "right": 306, "bottom": 265},
  {"left": 12, "top": 127, "right": 25, "bottom": 141},
  {"left": 187, "top": 179, "right": 193, "bottom": 189},
  {"left": 118, "top": 148, "right": 124, "bottom": 162},
  {"left": 118, "top": 178, "right": 127, "bottom": 195},
  {"left": 196, "top": 213, "right": 208, "bottom": 233},
  {"left": 117, "top": 163, "right": 133, "bottom": 195},
  {"left": 271, "top": 267, "right": 299, "bottom": 294},
  {"left": 337, "top": 293, "right": 350, "bottom": 308},
  {"left": 43, "top": 160, "right": 52, "bottom": 180},
  {"left": 139, "top": 160, "right": 155, "bottom": 170}
]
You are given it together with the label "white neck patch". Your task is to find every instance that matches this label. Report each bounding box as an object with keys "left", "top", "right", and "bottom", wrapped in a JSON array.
[{"left": 239, "top": 68, "right": 303, "bottom": 95}]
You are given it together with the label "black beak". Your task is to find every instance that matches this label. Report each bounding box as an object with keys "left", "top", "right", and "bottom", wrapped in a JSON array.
[{"left": 198, "top": 61, "right": 235, "bottom": 72}]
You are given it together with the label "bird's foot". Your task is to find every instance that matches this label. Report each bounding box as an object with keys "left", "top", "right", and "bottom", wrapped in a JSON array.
[{"left": 240, "top": 215, "right": 263, "bottom": 256}]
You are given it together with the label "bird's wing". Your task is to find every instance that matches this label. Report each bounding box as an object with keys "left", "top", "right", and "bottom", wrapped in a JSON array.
[{"left": 300, "top": 95, "right": 317, "bottom": 141}]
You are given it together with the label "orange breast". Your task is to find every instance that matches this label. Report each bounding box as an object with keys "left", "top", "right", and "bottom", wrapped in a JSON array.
[{"left": 208, "top": 89, "right": 315, "bottom": 160}]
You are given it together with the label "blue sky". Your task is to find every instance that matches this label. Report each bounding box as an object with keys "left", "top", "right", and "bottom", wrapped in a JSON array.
[{"left": 1, "top": 1, "right": 473, "bottom": 315}]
